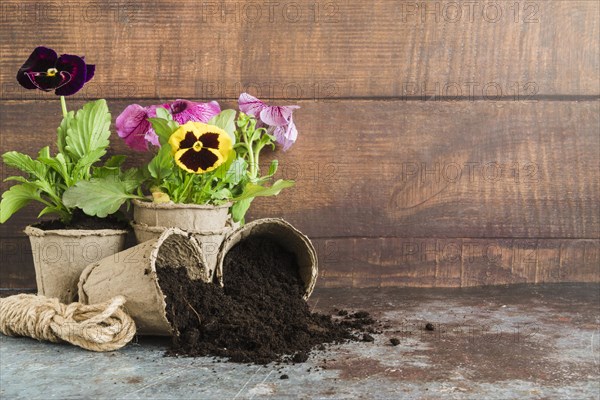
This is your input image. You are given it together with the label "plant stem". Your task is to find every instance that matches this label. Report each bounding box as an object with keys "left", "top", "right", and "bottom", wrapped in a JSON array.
[
  {"left": 180, "top": 173, "right": 194, "bottom": 203},
  {"left": 248, "top": 141, "right": 256, "bottom": 178},
  {"left": 241, "top": 126, "right": 258, "bottom": 179},
  {"left": 253, "top": 143, "right": 263, "bottom": 179},
  {"left": 60, "top": 96, "right": 68, "bottom": 118}
]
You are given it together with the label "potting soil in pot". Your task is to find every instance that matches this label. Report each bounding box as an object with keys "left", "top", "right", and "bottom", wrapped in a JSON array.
[
  {"left": 34, "top": 209, "right": 130, "bottom": 230},
  {"left": 156, "top": 236, "right": 375, "bottom": 364}
]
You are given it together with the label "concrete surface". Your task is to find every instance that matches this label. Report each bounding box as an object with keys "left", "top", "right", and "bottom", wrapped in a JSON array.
[{"left": 1, "top": 284, "right": 599, "bottom": 399}]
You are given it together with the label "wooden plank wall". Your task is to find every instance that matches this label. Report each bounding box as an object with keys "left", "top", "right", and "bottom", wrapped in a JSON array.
[{"left": 1, "top": 0, "right": 598, "bottom": 288}]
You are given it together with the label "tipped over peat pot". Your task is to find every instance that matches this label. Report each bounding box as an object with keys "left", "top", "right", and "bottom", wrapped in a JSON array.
[
  {"left": 131, "top": 199, "right": 237, "bottom": 277},
  {"left": 78, "top": 228, "right": 207, "bottom": 335},
  {"left": 216, "top": 218, "right": 318, "bottom": 298},
  {"left": 24, "top": 226, "right": 127, "bottom": 304}
]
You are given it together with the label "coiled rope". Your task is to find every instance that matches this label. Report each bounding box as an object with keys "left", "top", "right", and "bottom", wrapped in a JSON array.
[{"left": 0, "top": 294, "right": 135, "bottom": 352}]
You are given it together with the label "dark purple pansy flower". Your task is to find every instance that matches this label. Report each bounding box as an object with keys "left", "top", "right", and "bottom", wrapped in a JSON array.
[
  {"left": 16, "top": 46, "right": 94, "bottom": 96},
  {"left": 238, "top": 93, "right": 300, "bottom": 150}
]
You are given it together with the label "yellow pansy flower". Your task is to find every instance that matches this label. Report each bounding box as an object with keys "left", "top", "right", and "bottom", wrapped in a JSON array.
[{"left": 168, "top": 122, "right": 232, "bottom": 174}]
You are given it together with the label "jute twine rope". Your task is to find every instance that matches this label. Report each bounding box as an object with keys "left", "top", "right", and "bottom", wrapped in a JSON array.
[{"left": 0, "top": 294, "right": 136, "bottom": 352}]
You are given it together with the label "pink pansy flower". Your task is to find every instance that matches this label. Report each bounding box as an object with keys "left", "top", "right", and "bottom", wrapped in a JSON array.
[
  {"left": 165, "top": 99, "right": 221, "bottom": 125},
  {"left": 116, "top": 100, "right": 221, "bottom": 151},
  {"left": 238, "top": 93, "right": 300, "bottom": 151},
  {"left": 115, "top": 104, "right": 159, "bottom": 151}
]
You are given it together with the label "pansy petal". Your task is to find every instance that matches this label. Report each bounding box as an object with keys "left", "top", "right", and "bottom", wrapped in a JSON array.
[
  {"left": 26, "top": 71, "right": 71, "bottom": 92},
  {"left": 176, "top": 148, "right": 222, "bottom": 173},
  {"left": 85, "top": 64, "right": 95, "bottom": 83},
  {"left": 169, "top": 123, "right": 198, "bottom": 153},
  {"left": 198, "top": 132, "right": 221, "bottom": 149},
  {"left": 179, "top": 131, "right": 199, "bottom": 149},
  {"left": 238, "top": 93, "right": 266, "bottom": 117},
  {"left": 169, "top": 99, "right": 222, "bottom": 124},
  {"left": 16, "top": 47, "right": 58, "bottom": 90},
  {"left": 188, "top": 100, "right": 221, "bottom": 122},
  {"left": 174, "top": 149, "right": 195, "bottom": 174},
  {"left": 273, "top": 116, "right": 298, "bottom": 151},
  {"left": 116, "top": 104, "right": 150, "bottom": 152},
  {"left": 146, "top": 104, "right": 161, "bottom": 118},
  {"left": 55, "top": 54, "right": 87, "bottom": 96},
  {"left": 144, "top": 130, "right": 160, "bottom": 147},
  {"left": 259, "top": 104, "right": 300, "bottom": 127}
]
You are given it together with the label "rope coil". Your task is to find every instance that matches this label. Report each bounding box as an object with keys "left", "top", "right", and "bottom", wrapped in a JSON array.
[{"left": 0, "top": 294, "right": 136, "bottom": 352}]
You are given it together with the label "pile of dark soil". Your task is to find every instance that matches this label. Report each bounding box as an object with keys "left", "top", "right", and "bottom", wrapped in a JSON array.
[
  {"left": 156, "top": 237, "right": 375, "bottom": 364},
  {"left": 34, "top": 209, "right": 130, "bottom": 230}
]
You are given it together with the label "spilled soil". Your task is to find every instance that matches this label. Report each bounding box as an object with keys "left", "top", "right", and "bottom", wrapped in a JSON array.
[{"left": 157, "top": 237, "right": 375, "bottom": 364}]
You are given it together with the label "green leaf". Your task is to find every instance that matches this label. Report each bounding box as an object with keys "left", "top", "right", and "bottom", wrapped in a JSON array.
[
  {"left": 38, "top": 153, "right": 71, "bottom": 185},
  {"left": 208, "top": 109, "right": 237, "bottom": 144},
  {"left": 148, "top": 145, "right": 174, "bottom": 181},
  {"left": 38, "top": 146, "right": 50, "bottom": 159},
  {"left": 92, "top": 166, "right": 120, "bottom": 179},
  {"left": 0, "top": 184, "right": 39, "bottom": 223},
  {"left": 72, "top": 148, "right": 107, "bottom": 180},
  {"left": 231, "top": 198, "right": 253, "bottom": 223},
  {"left": 63, "top": 177, "right": 141, "bottom": 218},
  {"left": 3, "top": 176, "right": 29, "bottom": 184},
  {"left": 268, "top": 159, "right": 278, "bottom": 177},
  {"left": 104, "top": 155, "right": 127, "bottom": 168},
  {"left": 224, "top": 157, "right": 247, "bottom": 185},
  {"left": 148, "top": 117, "right": 178, "bottom": 146},
  {"left": 30, "top": 179, "right": 59, "bottom": 198},
  {"left": 211, "top": 188, "right": 232, "bottom": 201},
  {"left": 233, "top": 179, "right": 295, "bottom": 202},
  {"left": 155, "top": 106, "right": 171, "bottom": 120},
  {"left": 57, "top": 110, "right": 74, "bottom": 156},
  {"left": 91, "top": 156, "right": 128, "bottom": 180},
  {"left": 2, "top": 151, "right": 47, "bottom": 179},
  {"left": 38, "top": 206, "right": 63, "bottom": 218},
  {"left": 259, "top": 131, "right": 276, "bottom": 148},
  {"left": 64, "top": 99, "right": 111, "bottom": 162},
  {"left": 121, "top": 168, "right": 145, "bottom": 193}
]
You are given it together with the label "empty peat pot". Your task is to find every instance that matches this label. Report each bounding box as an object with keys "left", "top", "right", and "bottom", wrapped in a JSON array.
[
  {"left": 216, "top": 218, "right": 318, "bottom": 299},
  {"left": 24, "top": 226, "right": 127, "bottom": 304},
  {"left": 78, "top": 228, "right": 207, "bottom": 335}
]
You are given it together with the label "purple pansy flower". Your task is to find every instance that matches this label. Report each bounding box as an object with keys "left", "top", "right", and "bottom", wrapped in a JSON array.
[
  {"left": 238, "top": 93, "right": 299, "bottom": 151},
  {"left": 116, "top": 100, "right": 221, "bottom": 152},
  {"left": 16, "top": 46, "right": 94, "bottom": 96},
  {"left": 116, "top": 104, "right": 159, "bottom": 152},
  {"left": 165, "top": 99, "right": 221, "bottom": 125},
  {"left": 272, "top": 116, "right": 298, "bottom": 151}
]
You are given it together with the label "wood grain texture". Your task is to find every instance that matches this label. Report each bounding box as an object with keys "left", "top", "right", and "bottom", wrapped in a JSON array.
[
  {"left": 0, "top": 0, "right": 598, "bottom": 100},
  {"left": 1, "top": 0, "right": 599, "bottom": 289},
  {"left": 2, "top": 99, "right": 598, "bottom": 239},
  {"left": 2, "top": 236, "right": 598, "bottom": 289},
  {"left": 314, "top": 237, "right": 600, "bottom": 288}
]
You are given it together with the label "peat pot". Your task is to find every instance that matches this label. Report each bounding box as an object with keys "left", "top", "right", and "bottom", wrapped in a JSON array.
[
  {"left": 24, "top": 226, "right": 128, "bottom": 304},
  {"left": 78, "top": 228, "right": 207, "bottom": 336},
  {"left": 216, "top": 218, "right": 318, "bottom": 299},
  {"left": 131, "top": 199, "right": 235, "bottom": 278}
]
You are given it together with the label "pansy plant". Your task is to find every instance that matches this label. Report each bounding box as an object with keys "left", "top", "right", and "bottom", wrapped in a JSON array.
[
  {"left": 65, "top": 94, "right": 299, "bottom": 223},
  {"left": 0, "top": 47, "right": 143, "bottom": 224}
]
